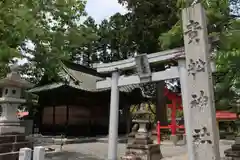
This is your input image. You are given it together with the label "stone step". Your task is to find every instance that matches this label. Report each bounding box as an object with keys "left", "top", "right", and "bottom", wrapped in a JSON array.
[
  {"left": 0, "top": 135, "right": 26, "bottom": 143},
  {"left": 0, "top": 141, "right": 32, "bottom": 153},
  {"left": 0, "top": 152, "right": 19, "bottom": 160}
]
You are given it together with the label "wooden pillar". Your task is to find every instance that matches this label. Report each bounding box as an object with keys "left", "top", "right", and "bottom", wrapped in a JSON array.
[
  {"left": 171, "top": 100, "right": 177, "bottom": 135},
  {"left": 156, "top": 81, "right": 168, "bottom": 125},
  {"left": 39, "top": 106, "right": 44, "bottom": 134},
  {"left": 125, "top": 104, "right": 131, "bottom": 135},
  {"left": 65, "top": 105, "right": 69, "bottom": 136},
  {"left": 182, "top": 3, "right": 220, "bottom": 159},
  {"left": 52, "top": 105, "right": 55, "bottom": 135}
]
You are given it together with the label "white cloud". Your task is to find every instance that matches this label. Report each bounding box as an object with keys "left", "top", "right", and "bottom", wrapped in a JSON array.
[{"left": 85, "top": 0, "right": 127, "bottom": 23}]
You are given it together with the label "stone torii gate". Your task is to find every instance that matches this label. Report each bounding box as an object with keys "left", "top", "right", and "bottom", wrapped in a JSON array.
[{"left": 95, "top": 3, "right": 220, "bottom": 160}]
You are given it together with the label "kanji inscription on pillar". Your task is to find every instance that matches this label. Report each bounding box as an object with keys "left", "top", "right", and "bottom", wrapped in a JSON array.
[
  {"left": 190, "top": 90, "right": 208, "bottom": 112},
  {"left": 192, "top": 127, "right": 212, "bottom": 146},
  {"left": 184, "top": 20, "right": 202, "bottom": 44},
  {"left": 187, "top": 59, "right": 206, "bottom": 79},
  {"left": 182, "top": 3, "right": 220, "bottom": 160}
]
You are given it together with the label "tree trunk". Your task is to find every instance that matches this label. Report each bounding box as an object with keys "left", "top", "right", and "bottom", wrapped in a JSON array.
[{"left": 156, "top": 80, "right": 168, "bottom": 125}]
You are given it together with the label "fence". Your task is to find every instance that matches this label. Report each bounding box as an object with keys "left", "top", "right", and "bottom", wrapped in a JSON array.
[
  {"left": 19, "top": 146, "right": 45, "bottom": 160},
  {"left": 156, "top": 121, "right": 185, "bottom": 144}
]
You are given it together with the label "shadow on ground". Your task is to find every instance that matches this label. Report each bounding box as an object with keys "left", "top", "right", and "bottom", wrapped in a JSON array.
[{"left": 45, "top": 151, "right": 103, "bottom": 160}]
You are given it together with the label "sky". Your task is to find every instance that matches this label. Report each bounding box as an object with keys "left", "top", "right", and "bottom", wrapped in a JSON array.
[
  {"left": 85, "top": 0, "right": 127, "bottom": 23},
  {"left": 17, "top": 0, "right": 127, "bottom": 65}
]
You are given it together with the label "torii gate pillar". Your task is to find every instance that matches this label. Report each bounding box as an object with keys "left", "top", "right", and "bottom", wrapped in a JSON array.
[{"left": 107, "top": 71, "right": 120, "bottom": 160}]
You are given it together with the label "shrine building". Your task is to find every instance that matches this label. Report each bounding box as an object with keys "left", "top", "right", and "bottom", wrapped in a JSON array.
[{"left": 28, "top": 61, "right": 148, "bottom": 136}]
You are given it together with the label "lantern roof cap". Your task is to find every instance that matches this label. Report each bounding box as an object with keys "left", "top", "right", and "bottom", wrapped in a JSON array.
[{"left": 0, "top": 64, "right": 33, "bottom": 88}]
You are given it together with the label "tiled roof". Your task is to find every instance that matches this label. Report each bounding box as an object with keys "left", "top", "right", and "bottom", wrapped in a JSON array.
[
  {"left": 28, "top": 61, "right": 143, "bottom": 94},
  {"left": 27, "top": 81, "right": 142, "bottom": 93}
]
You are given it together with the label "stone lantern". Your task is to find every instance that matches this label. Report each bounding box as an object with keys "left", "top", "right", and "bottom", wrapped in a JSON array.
[
  {"left": 122, "top": 104, "right": 162, "bottom": 160},
  {"left": 224, "top": 101, "right": 240, "bottom": 160},
  {"left": 224, "top": 136, "right": 240, "bottom": 160},
  {"left": 0, "top": 64, "right": 33, "bottom": 159}
]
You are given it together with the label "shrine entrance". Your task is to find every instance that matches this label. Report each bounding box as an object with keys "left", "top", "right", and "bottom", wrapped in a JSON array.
[{"left": 95, "top": 3, "right": 220, "bottom": 160}]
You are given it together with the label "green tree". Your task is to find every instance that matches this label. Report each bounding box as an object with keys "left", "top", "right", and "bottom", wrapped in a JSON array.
[
  {"left": 0, "top": 0, "right": 38, "bottom": 78},
  {"left": 97, "top": 19, "right": 111, "bottom": 63},
  {"left": 116, "top": 0, "right": 180, "bottom": 124},
  {"left": 215, "top": 19, "right": 240, "bottom": 109},
  {"left": 0, "top": 0, "right": 93, "bottom": 84},
  {"left": 20, "top": 0, "right": 88, "bottom": 83},
  {"left": 80, "top": 17, "right": 99, "bottom": 67},
  {"left": 97, "top": 13, "right": 134, "bottom": 63},
  {"left": 118, "top": 0, "right": 178, "bottom": 53},
  {"left": 158, "top": 0, "right": 240, "bottom": 110}
]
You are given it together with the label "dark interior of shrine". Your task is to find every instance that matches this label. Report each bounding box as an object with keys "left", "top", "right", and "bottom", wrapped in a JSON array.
[{"left": 31, "top": 84, "right": 147, "bottom": 137}]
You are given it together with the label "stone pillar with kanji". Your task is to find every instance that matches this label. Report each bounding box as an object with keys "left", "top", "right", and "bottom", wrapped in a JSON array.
[
  {"left": 0, "top": 64, "right": 33, "bottom": 159},
  {"left": 182, "top": 3, "right": 220, "bottom": 160}
]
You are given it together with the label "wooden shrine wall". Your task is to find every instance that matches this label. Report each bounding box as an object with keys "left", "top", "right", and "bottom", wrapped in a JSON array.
[
  {"left": 40, "top": 105, "right": 109, "bottom": 136},
  {"left": 68, "top": 106, "right": 90, "bottom": 125},
  {"left": 42, "top": 105, "right": 106, "bottom": 125},
  {"left": 42, "top": 107, "right": 53, "bottom": 124}
]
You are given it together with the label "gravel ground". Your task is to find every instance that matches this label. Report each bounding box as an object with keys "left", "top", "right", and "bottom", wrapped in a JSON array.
[{"left": 43, "top": 141, "right": 231, "bottom": 160}]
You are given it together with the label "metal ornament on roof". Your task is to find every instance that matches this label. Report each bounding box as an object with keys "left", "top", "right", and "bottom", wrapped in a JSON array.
[
  {"left": 139, "top": 83, "right": 156, "bottom": 98},
  {"left": 135, "top": 54, "right": 152, "bottom": 83}
]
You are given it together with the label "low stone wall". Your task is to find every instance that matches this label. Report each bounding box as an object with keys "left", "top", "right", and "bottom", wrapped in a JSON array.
[
  {"left": 27, "top": 134, "right": 55, "bottom": 146},
  {"left": 0, "top": 152, "right": 19, "bottom": 160},
  {"left": 0, "top": 134, "right": 32, "bottom": 160}
]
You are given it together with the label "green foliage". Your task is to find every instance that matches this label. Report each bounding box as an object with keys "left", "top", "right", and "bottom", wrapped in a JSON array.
[
  {"left": 118, "top": 0, "right": 179, "bottom": 53},
  {"left": 1, "top": 0, "right": 239, "bottom": 115},
  {"left": 158, "top": 0, "right": 240, "bottom": 109},
  {"left": 159, "top": 0, "right": 235, "bottom": 49},
  {"left": 0, "top": 0, "right": 37, "bottom": 78},
  {"left": 21, "top": 0, "right": 88, "bottom": 83},
  {"left": 96, "top": 13, "right": 135, "bottom": 63},
  {"left": 0, "top": 0, "right": 181, "bottom": 84},
  {"left": 159, "top": 21, "right": 183, "bottom": 50},
  {"left": 215, "top": 49, "right": 240, "bottom": 108},
  {"left": 0, "top": 0, "right": 94, "bottom": 83},
  {"left": 79, "top": 17, "right": 99, "bottom": 66},
  {"left": 213, "top": 19, "right": 240, "bottom": 109}
]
